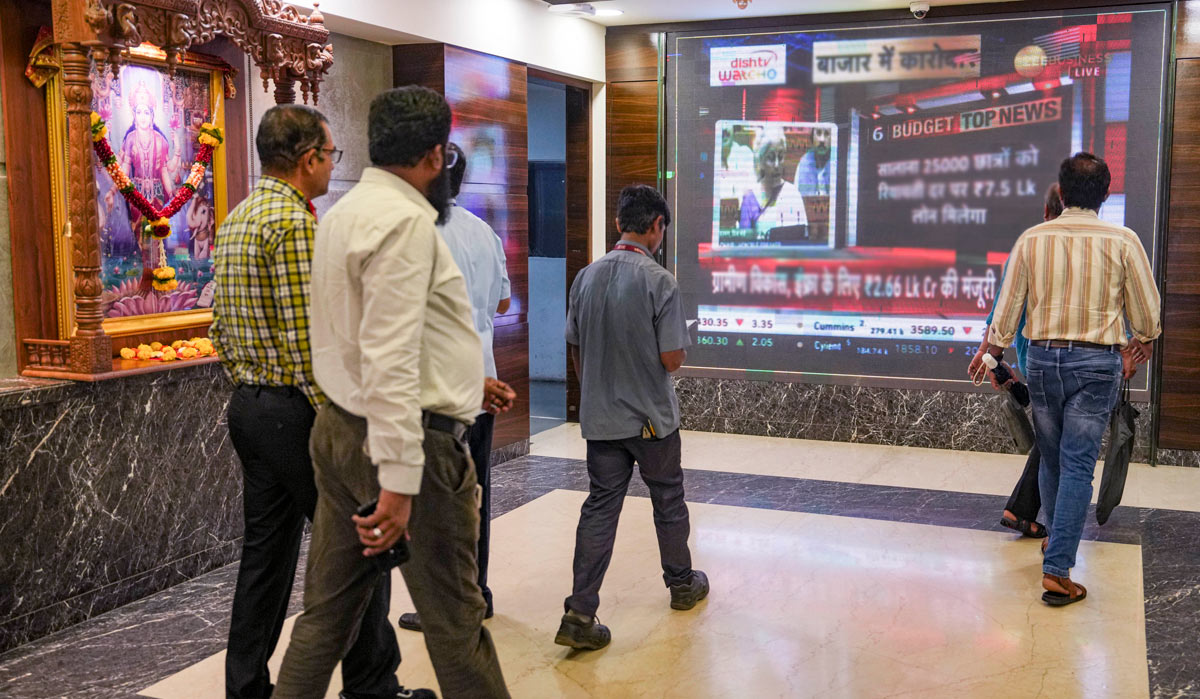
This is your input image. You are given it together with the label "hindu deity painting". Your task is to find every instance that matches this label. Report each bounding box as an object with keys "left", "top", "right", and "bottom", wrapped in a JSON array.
[{"left": 91, "top": 60, "right": 219, "bottom": 318}]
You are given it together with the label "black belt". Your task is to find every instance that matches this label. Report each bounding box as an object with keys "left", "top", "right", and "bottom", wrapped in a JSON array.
[
  {"left": 1036, "top": 340, "right": 1118, "bottom": 351},
  {"left": 422, "top": 410, "right": 469, "bottom": 442}
]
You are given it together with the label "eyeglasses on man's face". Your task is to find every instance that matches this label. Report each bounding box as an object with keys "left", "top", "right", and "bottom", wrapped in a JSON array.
[{"left": 320, "top": 146, "right": 343, "bottom": 164}]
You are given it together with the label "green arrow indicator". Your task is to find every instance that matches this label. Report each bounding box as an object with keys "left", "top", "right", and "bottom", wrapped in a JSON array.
[{"left": 736, "top": 339, "right": 744, "bottom": 346}]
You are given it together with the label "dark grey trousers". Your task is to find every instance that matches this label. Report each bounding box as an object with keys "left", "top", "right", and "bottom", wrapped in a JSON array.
[
  {"left": 566, "top": 430, "right": 694, "bottom": 617},
  {"left": 225, "top": 386, "right": 398, "bottom": 699},
  {"left": 273, "top": 404, "right": 509, "bottom": 699}
]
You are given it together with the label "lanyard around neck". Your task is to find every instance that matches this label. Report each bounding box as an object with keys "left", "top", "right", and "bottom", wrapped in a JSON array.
[{"left": 614, "top": 242, "right": 650, "bottom": 257}]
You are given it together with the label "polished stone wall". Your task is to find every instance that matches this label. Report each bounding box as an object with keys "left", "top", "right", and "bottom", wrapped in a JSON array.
[
  {"left": 248, "top": 32, "right": 393, "bottom": 218},
  {"left": 675, "top": 376, "right": 1197, "bottom": 467},
  {"left": 0, "top": 364, "right": 242, "bottom": 653}
]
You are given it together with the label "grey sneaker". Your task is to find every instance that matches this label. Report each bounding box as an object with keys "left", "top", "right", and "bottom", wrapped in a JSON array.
[
  {"left": 669, "top": 570, "right": 710, "bottom": 610},
  {"left": 553, "top": 609, "right": 611, "bottom": 650}
]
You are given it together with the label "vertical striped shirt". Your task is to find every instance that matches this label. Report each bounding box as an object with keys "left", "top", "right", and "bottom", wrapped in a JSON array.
[
  {"left": 988, "top": 207, "right": 1161, "bottom": 348},
  {"left": 210, "top": 176, "right": 325, "bottom": 406}
]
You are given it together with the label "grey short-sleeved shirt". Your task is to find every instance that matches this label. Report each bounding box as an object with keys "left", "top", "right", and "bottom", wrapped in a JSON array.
[{"left": 565, "top": 240, "right": 691, "bottom": 441}]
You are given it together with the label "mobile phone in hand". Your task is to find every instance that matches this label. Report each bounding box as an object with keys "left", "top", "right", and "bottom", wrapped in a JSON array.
[{"left": 355, "top": 499, "right": 411, "bottom": 571}]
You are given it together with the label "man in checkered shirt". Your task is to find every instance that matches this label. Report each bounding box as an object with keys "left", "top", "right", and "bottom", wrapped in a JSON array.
[{"left": 211, "top": 105, "right": 431, "bottom": 699}]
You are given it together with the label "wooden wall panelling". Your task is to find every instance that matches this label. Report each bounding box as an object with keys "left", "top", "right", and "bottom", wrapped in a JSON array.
[
  {"left": 1179, "top": 1, "right": 1200, "bottom": 60},
  {"left": 391, "top": 43, "right": 446, "bottom": 94},
  {"left": 606, "top": 30, "right": 660, "bottom": 83},
  {"left": 605, "top": 80, "right": 660, "bottom": 249},
  {"left": 1159, "top": 57, "right": 1200, "bottom": 449},
  {"left": 564, "top": 84, "right": 590, "bottom": 419},
  {"left": 395, "top": 44, "right": 533, "bottom": 450},
  {"left": 1159, "top": 299, "right": 1200, "bottom": 445},
  {"left": 1, "top": 0, "right": 58, "bottom": 369},
  {"left": 445, "top": 46, "right": 529, "bottom": 189}
]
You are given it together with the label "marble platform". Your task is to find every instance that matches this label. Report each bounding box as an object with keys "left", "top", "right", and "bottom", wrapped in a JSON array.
[
  {"left": 0, "top": 363, "right": 243, "bottom": 653},
  {"left": 0, "top": 363, "right": 530, "bottom": 655}
]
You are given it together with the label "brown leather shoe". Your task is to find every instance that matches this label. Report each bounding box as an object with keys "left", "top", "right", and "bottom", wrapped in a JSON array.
[{"left": 1042, "top": 574, "right": 1087, "bottom": 606}]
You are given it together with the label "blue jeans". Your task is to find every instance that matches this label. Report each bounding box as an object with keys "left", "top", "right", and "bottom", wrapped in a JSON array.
[{"left": 1026, "top": 344, "right": 1121, "bottom": 578}]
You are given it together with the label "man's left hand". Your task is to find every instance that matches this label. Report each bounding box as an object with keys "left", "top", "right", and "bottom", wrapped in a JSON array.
[
  {"left": 1124, "top": 338, "right": 1151, "bottom": 364},
  {"left": 1122, "top": 350, "right": 1139, "bottom": 380},
  {"left": 483, "top": 377, "right": 517, "bottom": 414}
]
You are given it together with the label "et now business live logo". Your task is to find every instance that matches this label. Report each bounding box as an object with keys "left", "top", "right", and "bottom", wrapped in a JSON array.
[{"left": 710, "top": 45, "right": 788, "bottom": 86}]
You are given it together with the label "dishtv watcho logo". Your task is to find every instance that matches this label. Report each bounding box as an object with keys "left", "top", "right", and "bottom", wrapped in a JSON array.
[{"left": 710, "top": 44, "right": 787, "bottom": 86}]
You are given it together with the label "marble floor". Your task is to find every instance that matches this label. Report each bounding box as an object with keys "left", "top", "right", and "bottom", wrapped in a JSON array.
[{"left": 3, "top": 428, "right": 1200, "bottom": 698}]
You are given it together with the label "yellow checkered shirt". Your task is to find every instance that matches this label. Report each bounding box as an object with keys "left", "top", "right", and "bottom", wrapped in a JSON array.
[{"left": 210, "top": 176, "right": 325, "bottom": 406}]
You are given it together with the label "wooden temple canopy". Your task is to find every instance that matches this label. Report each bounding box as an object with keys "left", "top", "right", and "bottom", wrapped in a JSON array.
[
  {"left": 21, "top": 0, "right": 334, "bottom": 378},
  {"left": 76, "top": 0, "right": 334, "bottom": 104}
]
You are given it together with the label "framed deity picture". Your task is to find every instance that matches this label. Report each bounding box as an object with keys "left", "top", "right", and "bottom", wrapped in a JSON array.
[{"left": 47, "top": 47, "right": 230, "bottom": 339}]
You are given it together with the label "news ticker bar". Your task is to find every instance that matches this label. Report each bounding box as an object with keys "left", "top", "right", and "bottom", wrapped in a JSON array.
[{"left": 696, "top": 306, "right": 989, "bottom": 341}]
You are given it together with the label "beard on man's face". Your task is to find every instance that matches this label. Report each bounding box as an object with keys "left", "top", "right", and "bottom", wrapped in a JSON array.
[{"left": 427, "top": 166, "right": 452, "bottom": 225}]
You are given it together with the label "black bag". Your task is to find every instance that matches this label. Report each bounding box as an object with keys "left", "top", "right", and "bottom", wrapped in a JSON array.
[
  {"left": 1000, "top": 391, "right": 1036, "bottom": 454},
  {"left": 1097, "top": 381, "right": 1137, "bottom": 525}
]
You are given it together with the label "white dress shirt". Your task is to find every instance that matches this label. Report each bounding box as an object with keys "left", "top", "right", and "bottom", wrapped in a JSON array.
[
  {"left": 437, "top": 201, "right": 510, "bottom": 379},
  {"left": 311, "top": 167, "right": 484, "bottom": 495}
]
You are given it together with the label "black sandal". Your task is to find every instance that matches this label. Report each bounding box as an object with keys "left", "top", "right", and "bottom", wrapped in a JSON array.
[
  {"left": 1042, "top": 575, "right": 1087, "bottom": 606},
  {"left": 1000, "top": 515, "right": 1048, "bottom": 538}
]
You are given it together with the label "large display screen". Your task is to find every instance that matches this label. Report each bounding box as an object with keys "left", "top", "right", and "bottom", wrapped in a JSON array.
[{"left": 666, "top": 6, "right": 1170, "bottom": 389}]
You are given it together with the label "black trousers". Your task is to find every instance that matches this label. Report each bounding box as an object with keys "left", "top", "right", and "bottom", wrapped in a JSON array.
[
  {"left": 1005, "top": 443, "right": 1042, "bottom": 523},
  {"left": 224, "top": 385, "right": 400, "bottom": 699},
  {"left": 468, "top": 413, "right": 495, "bottom": 615},
  {"left": 565, "top": 429, "right": 693, "bottom": 617}
]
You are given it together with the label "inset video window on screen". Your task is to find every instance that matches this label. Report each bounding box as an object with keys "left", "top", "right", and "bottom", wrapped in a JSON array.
[{"left": 667, "top": 5, "right": 1169, "bottom": 389}]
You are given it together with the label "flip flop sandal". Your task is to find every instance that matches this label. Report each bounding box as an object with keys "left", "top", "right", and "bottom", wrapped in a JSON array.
[
  {"left": 1000, "top": 515, "right": 1048, "bottom": 538},
  {"left": 1042, "top": 577, "right": 1087, "bottom": 607}
]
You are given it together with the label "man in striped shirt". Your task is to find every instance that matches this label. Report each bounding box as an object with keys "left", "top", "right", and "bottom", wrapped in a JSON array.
[{"left": 987, "top": 152, "right": 1160, "bottom": 607}]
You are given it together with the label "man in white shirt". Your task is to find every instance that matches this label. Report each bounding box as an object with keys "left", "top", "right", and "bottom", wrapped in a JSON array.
[
  {"left": 398, "top": 142, "right": 511, "bottom": 632},
  {"left": 273, "top": 86, "right": 512, "bottom": 699}
]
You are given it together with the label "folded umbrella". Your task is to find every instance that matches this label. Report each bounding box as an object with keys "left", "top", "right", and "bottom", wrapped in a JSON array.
[
  {"left": 999, "top": 391, "right": 1036, "bottom": 454},
  {"left": 1097, "top": 380, "right": 1137, "bottom": 525}
]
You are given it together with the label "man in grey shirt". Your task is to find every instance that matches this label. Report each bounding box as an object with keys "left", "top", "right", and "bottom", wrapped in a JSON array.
[{"left": 555, "top": 185, "right": 709, "bottom": 651}]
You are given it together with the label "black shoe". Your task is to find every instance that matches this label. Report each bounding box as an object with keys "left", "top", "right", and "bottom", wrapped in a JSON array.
[
  {"left": 553, "top": 610, "right": 611, "bottom": 650},
  {"left": 398, "top": 612, "right": 422, "bottom": 632},
  {"left": 669, "top": 570, "right": 709, "bottom": 610},
  {"left": 338, "top": 689, "right": 437, "bottom": 699},
  {"left": 399, "top": 607, "right": 493, "bottom": 633}
]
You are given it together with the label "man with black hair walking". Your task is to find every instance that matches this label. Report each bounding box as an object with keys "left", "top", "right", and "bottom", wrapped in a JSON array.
[
  {"left": 272, "top": 86, "right": 511, "bottom": 699},
  {"left": 555, "top": 184, "right": 709, "bottom": 652}
]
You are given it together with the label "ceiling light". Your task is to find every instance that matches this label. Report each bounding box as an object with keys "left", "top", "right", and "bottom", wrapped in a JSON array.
[
  {"left": 548, "top": 2, "right": 597, "bottom": 15},
  {"left": 595, "top": 8, "right": 624, "bottom": 16}
]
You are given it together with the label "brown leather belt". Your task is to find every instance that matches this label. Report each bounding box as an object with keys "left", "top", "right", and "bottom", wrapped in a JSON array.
[{"left": 1036, "top": 340, "right": 1118, "bottom": 351}]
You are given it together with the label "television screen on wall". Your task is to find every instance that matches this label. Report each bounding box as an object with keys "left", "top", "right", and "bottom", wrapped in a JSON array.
[{"left": 665, "top": 4, "right": 1170, "bottom": 390}]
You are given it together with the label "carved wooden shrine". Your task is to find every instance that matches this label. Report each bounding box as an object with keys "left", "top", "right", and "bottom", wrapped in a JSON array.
[{"left": 22, "top": 0, "right": 332, "bottom": 377}]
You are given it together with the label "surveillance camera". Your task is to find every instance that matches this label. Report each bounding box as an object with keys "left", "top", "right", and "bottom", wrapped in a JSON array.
[{"left": 910, "top": 2, "right": 930, "bottom": 19}]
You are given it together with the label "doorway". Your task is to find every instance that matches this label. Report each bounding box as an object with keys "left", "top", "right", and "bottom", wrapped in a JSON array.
[{"left": 527, "top": 76, "right": 568, "bottom": 435}]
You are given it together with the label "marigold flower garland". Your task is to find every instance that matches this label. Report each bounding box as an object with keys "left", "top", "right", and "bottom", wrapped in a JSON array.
[{"left": 91, "top": 112, "right": 224, "bottom": 243}]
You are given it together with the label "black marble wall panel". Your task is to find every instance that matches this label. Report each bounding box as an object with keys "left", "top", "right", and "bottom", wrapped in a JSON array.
[
  {"left": 490, "top": 438, "right": 530, "bottom": 468},
  {"left": 675, "top": 376, "right": 1200, "bottom": 467},
  {"left": 0, "top": 364, "right": 242, "bottom": 652}
]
